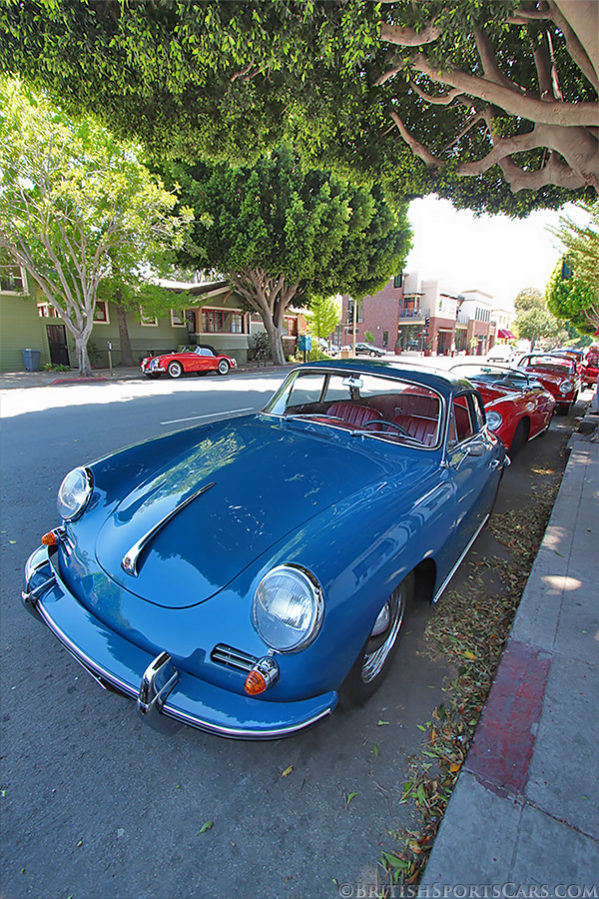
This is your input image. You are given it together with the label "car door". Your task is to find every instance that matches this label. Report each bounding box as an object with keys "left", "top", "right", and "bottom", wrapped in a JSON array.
[{"left": 445, "top": 390, "right": 500, "bottom": 561}]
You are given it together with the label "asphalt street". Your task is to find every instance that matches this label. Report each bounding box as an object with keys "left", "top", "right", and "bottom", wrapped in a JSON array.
[{"left": 0, "top": 371, "right": 582, "bottom": 899}]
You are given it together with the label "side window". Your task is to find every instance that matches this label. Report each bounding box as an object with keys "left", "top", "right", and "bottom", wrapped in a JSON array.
[
  {"left": 286, "top": 373, "right": 326, "bottom": 410},
  {"left": 472, "top": 393, "right": 486, "bottom": 432},
  {"left": 453, "top": 396, "right": 475, "bottom": 442}
]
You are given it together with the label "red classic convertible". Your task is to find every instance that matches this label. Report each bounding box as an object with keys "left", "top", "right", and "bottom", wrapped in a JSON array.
[
  {"left": 516, "top": 353, "right": 580, "bottom": 415},
  {"left": 582, "top": 346, "right": 599, "bottom": 388},
  {"left": 141, "top": 345, "right": 237, "bottom": 379},
  {"left": 451, "top": 363, "right": 555, "bottom": 456}
]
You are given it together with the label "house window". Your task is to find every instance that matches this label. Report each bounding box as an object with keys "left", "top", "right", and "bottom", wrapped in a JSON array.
[
  {"left": 394, "top": 273, "right": 403, "bottom": 288},
  {"left": 0, "top": 251, "right": 25, "bottom": 293},
  {"left": 139, "top": 307, "right": 157, "bottom": 326},
  {"left": 37, "top": 302, "right": 58, "bottom": 318},
  {"left": 201, "top": 308, "right": 245, "bottom": 334},
  {"left": 94, "top": 301, "right": 109, "bottom": 324},
  {"left": 284, "top": 316, "right": 298, "bottom": 336},
  {"left": 170, "top": 309, "right": 186, "bottom": 327}
]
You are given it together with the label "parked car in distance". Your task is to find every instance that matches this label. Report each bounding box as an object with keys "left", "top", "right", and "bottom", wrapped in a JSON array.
[
  {"left": 141, "top": 345, "right": 237, "bottom": 379},
  {"left": 516, "top": 353, "right": 580, "bottom": 415},
  {"left": 23, "top": 361, "right": 507, "bottom": 739},
  {"left": 354, "top": 342, "right": 386, "bottom": 357},
  {"left": 486, "top": 345, "right": 516, "bottom": 364},
  {"left": 451, "top": 363, "right": 555, "bottom": 457}
]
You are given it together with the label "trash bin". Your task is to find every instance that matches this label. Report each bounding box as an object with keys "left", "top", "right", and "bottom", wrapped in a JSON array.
[{"left": 21, "top": 348, "right": 41, "bottom": 372}]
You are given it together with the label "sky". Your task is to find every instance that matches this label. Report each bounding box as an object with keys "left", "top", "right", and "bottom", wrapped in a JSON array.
[{"left": 404, "top": 196, "right": 578, "bottom": 313}]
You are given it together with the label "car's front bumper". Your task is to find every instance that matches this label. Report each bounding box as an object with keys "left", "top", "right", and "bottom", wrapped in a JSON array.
[{"left": 22, "top": 546, "right": 335, "bottom": 740}]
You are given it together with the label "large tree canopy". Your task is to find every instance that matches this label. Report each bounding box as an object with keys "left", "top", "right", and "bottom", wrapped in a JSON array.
[
  {"left": 0, "top": 1, "right": 596, "bottom": 216},
  {"left": 166, "top": 146, "right": 411, "bottom": 363}
]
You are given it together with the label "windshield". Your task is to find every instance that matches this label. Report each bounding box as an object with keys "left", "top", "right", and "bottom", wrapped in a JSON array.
[
  {"left": 451, "top": 364, "right": 532, "bottom": 389},
  {"left": 522, "top": 356, "right": 573, "bottom": 374},
  {"left": 264, "top": 368, "right": 443, "bottom": 448}
]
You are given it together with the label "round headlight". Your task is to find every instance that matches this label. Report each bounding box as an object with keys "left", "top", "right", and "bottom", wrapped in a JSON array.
[
  {"left": 252, "top": 565, "right": 324, "bottom": 652},
  {"left": 486, "top": 410, "right": 503, "bottom": 431},
  {"left": 57, "top": 467, "right": 93, "bottom": 521},
  {"left": 559, "top": 380, "right": 573, "bottom": 395}
]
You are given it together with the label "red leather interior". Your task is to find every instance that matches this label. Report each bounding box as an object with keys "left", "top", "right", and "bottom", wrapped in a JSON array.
[
  {"left": 391, "top": 414, "right": 438, "bottom": 445},
  {"left": 327, "top": 402, "right": 384, "bottom": 430}
]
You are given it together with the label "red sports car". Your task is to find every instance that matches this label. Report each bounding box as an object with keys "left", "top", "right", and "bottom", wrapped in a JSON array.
[
  {"left": 516, "top": 353, "right": 580, "bottom": 415},
  {"left": 582, "top": 346, "right": 599, "bottom": 388},
  {"left": 452, "top": 363, "right": 555, "bottom": 457},
  {"left": 141, "top": 345, "right": 237, "bottom": 379}
]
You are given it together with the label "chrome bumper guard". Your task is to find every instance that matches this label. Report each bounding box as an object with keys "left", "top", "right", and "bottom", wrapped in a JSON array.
[{"left": 137, "top": 652, "right": 181, "bottom": 734}]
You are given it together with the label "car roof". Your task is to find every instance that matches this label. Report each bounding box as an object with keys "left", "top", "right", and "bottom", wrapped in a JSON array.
[{"left": 296, "top": 359, "right": 472, "bottom": 396}]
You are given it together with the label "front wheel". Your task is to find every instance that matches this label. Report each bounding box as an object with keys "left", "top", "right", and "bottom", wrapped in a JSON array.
[
  {"left": 339, "top": 574, "right": 413, "bottom": 708},
  {"left": 217, "top": 359, "right": 230, "bottom": 375},
  {"left": 508, "top": 419, "right": 529, "bottom": 459},
  {"left": 167, "top": 361, "right": 184, "bottom": 379},
  {"left": 557, "top": 403, "right": 570, "bottom": 416}
]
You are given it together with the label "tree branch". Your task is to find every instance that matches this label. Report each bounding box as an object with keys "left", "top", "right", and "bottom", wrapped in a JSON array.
[
  {"left": 547, "top": 0, "right": 599, "bottom": 91},
  {"left": 379, "top": 22, "right": 442, "bottom": 47},
  {"left": 408, "top": 80, "right": 464, "bottom": 105},
  {"left": 411, "top": 55, "right": 599, "bottom": 126},
  {"left": 389, "top": 111, "right": 440, "bottom": 167}
]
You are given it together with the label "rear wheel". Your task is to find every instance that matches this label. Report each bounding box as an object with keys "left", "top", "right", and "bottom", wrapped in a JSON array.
[
  {"left": 167, "top": 361, "right": 184, "bottom": 379},
  {"left": 339, "top": 574, "right": 413, "bottom": 708},
  {"left": 217, "top": 359, "right": 230, "bottom": 376}
]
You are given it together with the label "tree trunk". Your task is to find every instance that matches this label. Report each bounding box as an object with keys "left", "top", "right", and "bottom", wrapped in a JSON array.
[
  {"left": 116, "top": 303, "right": 134, "bottom": 366},
  {"left": 74, "top": 333, "right": 92, "bottom": 376},
  {"left": 263, "top": 315, "right": 286, "bottom": 365}
]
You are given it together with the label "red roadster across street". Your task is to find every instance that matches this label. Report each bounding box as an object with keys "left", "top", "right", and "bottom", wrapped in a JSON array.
[
  {"left": 451, "top": 363, "right": 555, "bottom": 457},
  {"left": 141, "top": 346, "right": 237, "bottom": 379},
  {"left": 516, "top": 353, "right": 580, "bottom": 416}
]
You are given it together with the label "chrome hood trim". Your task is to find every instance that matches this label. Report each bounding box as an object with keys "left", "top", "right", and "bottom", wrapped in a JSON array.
[{"left": 121, "top": 481, "right": 216, "bottom": 577}]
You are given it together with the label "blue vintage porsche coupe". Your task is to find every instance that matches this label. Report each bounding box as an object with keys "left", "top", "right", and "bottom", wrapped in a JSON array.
[{"left": 23, "top": 361, "right": 507, "bottom": 739}]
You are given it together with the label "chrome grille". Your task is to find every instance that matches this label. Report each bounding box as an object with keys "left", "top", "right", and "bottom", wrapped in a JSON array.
[{"left": 211, "top": 644, "right": 258, "bottom": 673}]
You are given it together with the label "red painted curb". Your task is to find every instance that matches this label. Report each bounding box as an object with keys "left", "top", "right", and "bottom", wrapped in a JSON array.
[
  {"left": 49, "top": 377, "right": 108, "bottom": 385},
  {"left": 466, "top": 640, "right": 551, "bottom": 796}
]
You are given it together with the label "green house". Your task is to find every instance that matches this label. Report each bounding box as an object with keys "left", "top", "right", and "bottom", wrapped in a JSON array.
[{"left": 0, "top": 260, "right": 293, "bottom": 371}]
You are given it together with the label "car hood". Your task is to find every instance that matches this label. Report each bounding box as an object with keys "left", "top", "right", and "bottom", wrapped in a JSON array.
[{"left": 94, "top": 417, "right": 401, "bottom": 608}]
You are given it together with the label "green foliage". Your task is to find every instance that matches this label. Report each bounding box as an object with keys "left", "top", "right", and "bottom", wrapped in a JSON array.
[
  {"left": 247, "top": 331, "right": 272, "bottom": 362},
  {"left": 0, "top": 77, "right": 190, "bottom": 373},
  {"left": 165, "top": 145, "right": 411, "bottom": 362},
  {"left": 364, "top": 331, "right": 374, "bottom": 344},
  {"left": 545, "top": 259, "right": 597, "bottom": 336},
  {"left": 514, "top": 305, "right": 558, "bottom": 350},
  {"left": 547, "top": 202, "right": 599, "bottom": 332},
  {"left": 514, "top": 287, "right": 545, "bottom": 312},
  {"left": 305, "top": 294, "right": 341, "bottom": 340},
  {"left": 0, "top": 1, "right": 592, "bottom": 215}
]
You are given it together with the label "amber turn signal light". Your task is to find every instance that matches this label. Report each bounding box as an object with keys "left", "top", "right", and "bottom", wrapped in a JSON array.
[
  {"left": 244, "top": 656, "right": 279, "bottom": 697},
  {"left": 244, "top": 669, "right": 267, "bottom": 695},
  {"left": 41, "top": 531, "right": 57, "bottom": 546}
]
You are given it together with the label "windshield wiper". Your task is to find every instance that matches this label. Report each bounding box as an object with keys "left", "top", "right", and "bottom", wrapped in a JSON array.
[{"left": 348, "top": 429, "right": 423, "bottom": 445}]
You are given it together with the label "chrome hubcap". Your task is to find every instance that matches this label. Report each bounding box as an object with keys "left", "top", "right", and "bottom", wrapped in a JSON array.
[{"left": 361, "top": 585, "right": 406, "bottom": 684}]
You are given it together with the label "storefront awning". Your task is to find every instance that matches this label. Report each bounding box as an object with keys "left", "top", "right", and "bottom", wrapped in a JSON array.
[{"left": 497, "top": 328, "right": 516, "bottom": 339}]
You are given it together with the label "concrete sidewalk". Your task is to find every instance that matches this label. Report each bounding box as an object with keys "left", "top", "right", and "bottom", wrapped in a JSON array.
[
  {"left": 421, "top": 413, "right": 599, "bottom": 892},
  {"left": 0, "top": 361, "right": 290, "bottom": 389}
]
